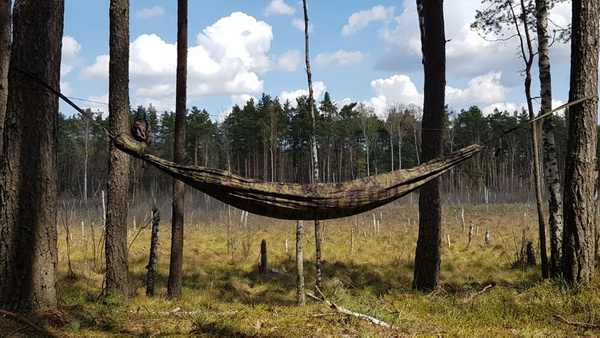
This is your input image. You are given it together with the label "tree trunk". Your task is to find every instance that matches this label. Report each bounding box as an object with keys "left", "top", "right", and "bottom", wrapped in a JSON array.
[
  {"left": 412, "top": 0, "right": 445, "bottom": 291},
  {"left": 302, "top": 0, "right": 323, "bottom": 293},
  {"left": 296, "top": 220, "right": 305, "bottom": 305},
  {"left": 0, "top": 0, "right": 64, "bottom": 312},
  {"left": 105, "top": 0, "right": 131, "bottom": 301},
  {"left": 146, "top": 206, "right": 160, "bottom": 297},
  {"left": 0, "top": 0, "right": 10, "bottom": 154},
  {"left": 515, "top": 0, "right": 549, "bottom": 278},
  {"left": 562, "top": 0, "right": 598, "bottom": 285},
  {"left": 168, "top": 0, "right": 187, "bottom": 299},
  {"left": 536, "top": 0, "right": 563, "bottom": 278}
]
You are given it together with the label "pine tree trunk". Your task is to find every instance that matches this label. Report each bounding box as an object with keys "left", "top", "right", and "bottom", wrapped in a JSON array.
[
  {"left": 412, "top": 0, "right": 445, "bottom": 291},
  {"left": 0, "top": 0, "right": 10, "bottom": 154},
  {"left": 168, "top": 0, "right": 188, "bottom": 299},
  {"left": 562, "top": 0, "right": 598, "bottom": 285},
  {"left": 0, "top": 0, "right": 64, "bottom": 312},
  {"left": 106, "top": 0, "right": 131, "bottom": 301}
]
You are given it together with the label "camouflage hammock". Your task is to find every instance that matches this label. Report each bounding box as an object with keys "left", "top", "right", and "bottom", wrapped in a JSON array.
[{"left": 115, "top": 133, "right": 484, "bottom": 220}]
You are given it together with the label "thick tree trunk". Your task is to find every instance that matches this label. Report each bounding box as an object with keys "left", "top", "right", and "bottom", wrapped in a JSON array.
[
  {"left": 536, "top": 0, "right": 563, "bottom": 278},
  {"left": 168, "top": 0, "right": 188, "bottom": 299},
  {"left": 106, "top": 0, "right": 131, "bottom": 300},
  {"left": 0, "top": 0, "right": 64, "bottom": 312},
  {"left": 562, "top": 0, "right": 598, "bottom": 285},
  {"left": 0, "top": 0, "right": 10, "bottom": 153},
  {"left": 412, "top": 0, "right": 445, "bottom": 291}
]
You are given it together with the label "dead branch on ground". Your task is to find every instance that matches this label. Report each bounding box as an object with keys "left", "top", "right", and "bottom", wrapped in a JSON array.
[{"left": 307, "top": 287, "right": 393, "bottom": 329}]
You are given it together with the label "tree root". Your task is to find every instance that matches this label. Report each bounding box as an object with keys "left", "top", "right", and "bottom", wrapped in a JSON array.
[{"left": 0, "top": 308, "right": 57, "bottom": 337}]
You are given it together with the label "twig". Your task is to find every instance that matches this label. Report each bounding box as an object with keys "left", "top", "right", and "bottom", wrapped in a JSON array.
[
  {"left": 468, "top": 284, "right": 494, "bottom": 300},
  {"left": 128, "top": 217, "right": 153, "bottom": 251},
  {"left": 555, "top": 315, "right": 600, "bottom": 329},
  {"left": 0, "top": 309, "right": 57, "bottom": 337},
  {"left": 307, "top": 287, "right": 393, "bottom": 329}
]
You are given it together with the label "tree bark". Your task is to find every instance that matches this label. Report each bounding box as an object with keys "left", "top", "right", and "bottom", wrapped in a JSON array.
[
  {"left": 105, "top": 0, "right": 131, "bottom": 301},
  {"left": 296, "top": 220, "right": 305, "bottom": 305},
  {"left": 562, "top": 0, "right": 598, "bottom": 285},
  {"left": 302, "top": 0, "right": 323, "bottom": 293},
  {"left": 168, "top": 0, "right": 188, "bottom": 299},
  {"left": 412, "top": 0, "right": 445, "bottom": 291},
  {"left": 536, "top": 0, "right": 563, "bottom": 278},
  {"left": 146, "top": 207, "right": 160, "bottom": 297},
  {"left": 514, "top": 0, "right": 549, "bottom": 279},
  {"left": 0, "top": 0, "right": 10, "bottom": 154},
  {"left": 0, "top": 0, "right": 64, "bottom": 312}
]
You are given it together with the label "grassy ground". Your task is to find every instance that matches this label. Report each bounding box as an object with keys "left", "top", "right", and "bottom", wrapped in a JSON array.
[{"left": 2, "top": 202, "right": 600, "bottom": 336}]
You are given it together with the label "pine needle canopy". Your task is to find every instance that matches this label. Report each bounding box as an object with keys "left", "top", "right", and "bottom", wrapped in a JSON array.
[{"left": 116, "top": 133, "right": 484, "bottom": 220}]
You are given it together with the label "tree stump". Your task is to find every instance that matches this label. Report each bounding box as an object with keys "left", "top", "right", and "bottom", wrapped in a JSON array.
[{"left": 259, "top": 239, "right": 267, "bottom": 274}]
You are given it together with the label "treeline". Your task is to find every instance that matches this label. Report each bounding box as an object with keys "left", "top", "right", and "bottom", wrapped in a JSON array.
[{"left": 58, "top": 92, "right": 579, "bottom": 204}]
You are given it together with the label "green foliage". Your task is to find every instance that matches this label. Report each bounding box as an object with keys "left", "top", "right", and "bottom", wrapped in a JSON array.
[{"left": 57, "top": 93, "right": 573, "bottom": 203}]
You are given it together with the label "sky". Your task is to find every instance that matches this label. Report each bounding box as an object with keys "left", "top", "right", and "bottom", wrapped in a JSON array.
[{"left": 60, "top": 0, "right": 573, "bottom": 121}]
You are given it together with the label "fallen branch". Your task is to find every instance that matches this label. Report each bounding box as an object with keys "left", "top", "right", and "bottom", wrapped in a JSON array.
[
  {"left": 0, "top": 309, "right": 57, "bottom": 337},
  {"left": 307, "top": 287, "right": 393, "bottom": 329},
  {"left": 468, "top": 284, "right": 494, "bottom": 300},
  {"left": 555, "top": 315, "right": 600, "bottom": 329}
]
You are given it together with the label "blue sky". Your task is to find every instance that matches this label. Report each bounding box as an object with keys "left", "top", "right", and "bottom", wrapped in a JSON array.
[{"left": 60, "top": 0, "right": 572, "bottom": 120}]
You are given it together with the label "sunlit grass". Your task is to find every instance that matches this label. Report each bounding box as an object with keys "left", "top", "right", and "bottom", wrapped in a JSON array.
[{"left": 2, "top": 200, "right": 599, "bottom": 336}]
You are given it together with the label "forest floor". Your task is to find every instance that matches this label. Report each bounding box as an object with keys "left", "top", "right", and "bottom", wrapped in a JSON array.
[{"left": 2, "top": 201, "right": 600, "bottom": 337}]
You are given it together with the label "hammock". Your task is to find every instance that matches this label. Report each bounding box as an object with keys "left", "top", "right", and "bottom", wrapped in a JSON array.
[{"left": 115, "top": 133, "right": 484, "bottom": 220}]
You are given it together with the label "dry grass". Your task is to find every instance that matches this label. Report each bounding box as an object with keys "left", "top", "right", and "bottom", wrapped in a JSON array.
[{"left": 2, "top": 200, "right": 600, "bottom": 336}]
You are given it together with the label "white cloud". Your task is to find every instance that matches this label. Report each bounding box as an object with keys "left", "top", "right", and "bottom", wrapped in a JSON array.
[
  {"left": 314, "top": 50, "right": 367, "bottom": 67},
  {"left": 61, "top": 36, "right": 82, "bottom": 77},
  {"left": 264, "top": 0, "right": 295, "bottom": 16},
  {"left": 481, "top": 102, "right": 522, "bottom": 116},
  {"left": 279, "top": 81, "right": 326, "bottom": 107},
  {"left": 60, "top": 82, "right": 72, "bottom": 96},
  {"left": 80, "top": 54, "right": 109, "bottom": 81},
  {"left": 292, "top": 18, "right": 313, "bottom": 33},
  {"left": 368, "top": 74, "right": 423, "bottom": 116},
  {"left": 130, "top": 34, "right": 176, "bottom": 78},
  {"left": 445, "top": 72, "right": 509, "bottom": 107},
  {"left": 135, "top": 6, "right": 165, "bottom": 19},
  {"left": 277, "top": 49, "right": 302, "bottom": 71},
  {"left": 342, "top": 5, "right": 394, "bottom": 35},
  {"left": 80, "top": 12, "right": 273, "bottom": 113}
]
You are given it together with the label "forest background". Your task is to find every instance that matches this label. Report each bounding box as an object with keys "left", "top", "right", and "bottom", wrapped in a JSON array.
[{"left": 59, "top": 95, "right": 572, "bottom": 207}]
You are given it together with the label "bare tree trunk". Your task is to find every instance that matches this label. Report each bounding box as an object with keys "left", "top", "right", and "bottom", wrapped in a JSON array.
[
  {"left": 563, "top": 0, "right": 598, "bottom": 285},
  {"left": 302, "top": 0, "right": 323, "bottom": 293},
  {"left": 0, "top": 0, "right": 64, "bottom": 312},
  {"left": 511, "top": 0, "right": 549, "bottom": 278},
  {"left": 296, "top": 220, "right": 305, "bottom": 305},
  {"left": 412, "top": 0, "right": 445, "bottom": 291},
  {"left": 168, "top": 0, "right": 187, "bottom": 299},
  {"left": 146, "top": 206, "right": 160, "bottom": 297},
  {"left": 105, "top": 0, "right": 131, "bottom": 301},
  {"left": 536, "top": 0, "right": 563, "bottom": 278}
]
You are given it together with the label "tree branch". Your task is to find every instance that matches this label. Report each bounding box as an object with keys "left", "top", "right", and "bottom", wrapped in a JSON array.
[
  {"left": 0, "top": 309, "right": 57, "bottom": 337},
  {"left": 307, "top": 287, "right": 393, "bottom": 329},
  {"left": 555, "top": 315, "right": 600, "bottom": 329}
]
